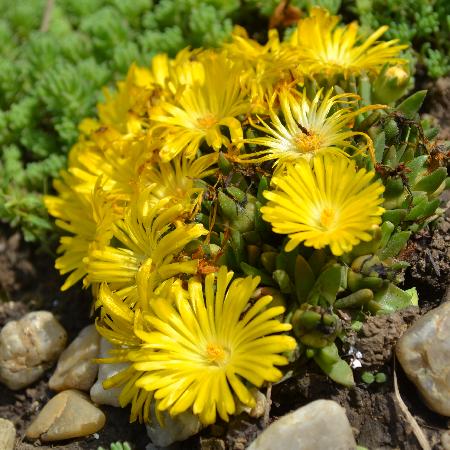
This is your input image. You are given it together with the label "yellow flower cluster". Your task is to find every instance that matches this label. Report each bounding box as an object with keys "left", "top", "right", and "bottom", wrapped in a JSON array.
[{"left": 45, "top": 8, "right": 403, "bottom": 425}]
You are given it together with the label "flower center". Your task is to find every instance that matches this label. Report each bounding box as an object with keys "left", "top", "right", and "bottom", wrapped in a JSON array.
[
  {"left": 319, "top": 207, "right": 336, "bottom": 229},
  {"left": 294, "top": 130, "right": 322, "bottom": 154},
  {"left": 206, "top": 343, "right": 229, "bottom": 366},
  {"left": 197, "top": 114, "right": 218, "bottom": 130}
]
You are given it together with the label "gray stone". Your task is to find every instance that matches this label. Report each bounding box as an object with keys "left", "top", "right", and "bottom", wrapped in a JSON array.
[
  {"left": 146, "top": 407, "right": 202, "bottom": 447},
  {"left": 49, "top": 324, "right": 100, "bottom": 391},
  {"left": 0, "top": 311, "right": 67, "bottom": 390},
  {"left": 90, "top": 338, "right": 129, "bottom": 407},
  {"left": 247, "top": 399, "right": 357, "bottom": 450},
  {"left": 0, "top": 418, "right": 16, "bottom": 450},
  {"left": 396, "top": 301, "right": 450, "bottom": 416},
  {"left": 26, "top": 389, "right": 106, "bottom": 441}
]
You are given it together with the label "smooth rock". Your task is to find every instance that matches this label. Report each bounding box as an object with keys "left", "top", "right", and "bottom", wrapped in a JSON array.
[
  {"left": 247, "top": 399, "right": 357, "bottom": 450},
  {"left": 442, "top": 430, "right": 450, "bottom": 450},
  {"left": 49, "top": 324, "right": 100, "bottom": 391},
  {"left": 0, "top": 418, "right": 16, "bottom": 450},
  {"left": 396, "top": 301, "right": 450, "bottom": 416},
  {"left": 236, "top": 388, "right": 267, "bottom": 419},
  {"left": 26, "top": 389, "right": 105, "bottom": 441},
  {"left": 0, "top": 311, "right": 67, "bottom": 390},
  {"left": 146, "top": 407, "right": 202, "bottom": 447},
  {"left": 90, "top": 338, "right": 129, "bottom": 407}
]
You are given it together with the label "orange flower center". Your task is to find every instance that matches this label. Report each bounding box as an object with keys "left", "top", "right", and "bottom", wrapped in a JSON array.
[
  {"left": 197, "top": 114, "right": 218, "bottom": 129},
  {"left": 319, "top": 207, "right": 336, "bottom": 229},
  {"left": 206, "top": 343, "right": 229, "bottom": 366},
  {"left": 294, "top": 130, "right": 322, "bottom": 154}
]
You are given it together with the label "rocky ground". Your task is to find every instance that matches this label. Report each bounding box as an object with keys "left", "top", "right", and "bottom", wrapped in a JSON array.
[{"left": 0, "top": 206, "right": 448, "bottom": 449}]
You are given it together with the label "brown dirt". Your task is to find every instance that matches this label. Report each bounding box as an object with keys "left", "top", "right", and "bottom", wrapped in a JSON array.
[
  {"left": 0, "top": 212, "right": 449, "bottom": 450},
  {"left": 422, "top": 77, "right": 450, "bottom": 141},
  {"left": 350, "top": 307, "right": 419, "bottom": 370},
  {"left": 403, "top": 214, "right": 450, "bottom": 306}
]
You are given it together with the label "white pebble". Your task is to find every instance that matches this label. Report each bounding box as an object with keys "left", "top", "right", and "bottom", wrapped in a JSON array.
[
  {"left": 49, "top": 324, "right": 100, "bottom": 391},
  {"left": 90, "top": 338, "right": 129, "bottom": 407},
  {"left": 396, "top": 301, "right": 450, "bottom": 416},
  {"left": 0, "top": 418, "right": 16, "bottom": 450},
  {"left": 247, "top": 399, "right": 357, "bottom": 450},
  {"left": 0, "top": 311, "right": 67, "bottom": 390}
]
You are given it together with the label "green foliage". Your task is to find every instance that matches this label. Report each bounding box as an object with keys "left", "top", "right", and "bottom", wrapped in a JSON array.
[
  {"left": 98, "top": 442, "right": 132, "bottom": 450},
  {"left": 347, "top": 0, "right": 450, "bottom": 78},
  {"left": 0, "top": 0, "right": 267, "bottom": 242},
  {"left": 203, "top": 122, "right": 442, "bottom": 385}
]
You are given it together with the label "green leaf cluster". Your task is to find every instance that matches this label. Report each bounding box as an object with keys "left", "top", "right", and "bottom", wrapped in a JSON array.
[
  {"left": 98, "top": 442, "right": 132, "bottom": 450},
  {"left": 347, "top": 0, "right": 450, "bottom": 78}
]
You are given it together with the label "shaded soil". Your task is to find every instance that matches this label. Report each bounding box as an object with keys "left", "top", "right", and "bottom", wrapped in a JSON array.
[
  {"left": 403, "top": 214, "right": 450, "bottom": 306},
  {"left": 421, "top": 77, "right": 450, "bottom": 141},
  {"left": 0, "top": 210, "right": 449, "bottom": 450}
]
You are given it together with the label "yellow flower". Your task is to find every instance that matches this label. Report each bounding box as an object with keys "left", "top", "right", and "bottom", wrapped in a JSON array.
[
  {"left": 261, "top": 155, "right": 385, "bottom": 256},
  {"left": 150, "top": 51, "right": 250, "bottom": 161},
  {"left": 129, "top": 266, "right": 296, "bottom": 425},
  {"left": 94, "top": 282, "right": 156, "bottom": 423},
  {"left": 98, "top": 63, "right": 154, "bottom": 135},
  {"left": 85, "top": 193, "right": 207, "bottom": 306},
  {"left": 224, "top": 26, "right": 299, "bottom": 111},
  {"left": 140, "top": 152, "right": 218, "bottom": 212},
  {"left": 240, "top": 88, "right": 382, "bottom": 165},
  {"left": 291, "top": 8, "right": 407, "bottom": 79},
  {"left": 44, "top": 178, "right": 118, "bottom": 290}
]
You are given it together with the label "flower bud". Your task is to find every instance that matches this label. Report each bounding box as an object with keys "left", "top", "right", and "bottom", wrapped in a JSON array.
[{"left": 373, "top": 65, "right": 410, "bottom": 104}]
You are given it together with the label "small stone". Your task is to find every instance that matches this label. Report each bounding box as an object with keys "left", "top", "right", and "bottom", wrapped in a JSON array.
[
  {"left": 49, "top": 325, "right": 100, "bottom": 391},
  {"left": 0, "top": 418, "right": 16, "bottom": 450},
  {"left": 26, "top": 389, "right": 106, "bottom": 441},
  {"left": 146, "top": 406, "right": 202, "bottom": 447},
  {"left": 90, "top": 338, "right": 129, "bottom": 407},
  {"left": 0, "top": 311, "right": 67, "bottom": 390},
  {"left": 396, "top": 301, "right": 450, "bottom": 416},
  {"left": 441, "top": 430, "right": 450, "bottom": 450},
  {"left": 247, "top": 399, "right": 357, "bottom": 450},
  {"left": 236, "top": 388, "right": 267, "bottom": 419}
]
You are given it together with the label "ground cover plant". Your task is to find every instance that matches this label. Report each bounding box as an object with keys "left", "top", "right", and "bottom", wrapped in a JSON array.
[
  {"left": 44, "top": 4, "right": 448, "bottom": 430},
  {"left": 0, "top": 3, "right": 449, "bottom": 450}
]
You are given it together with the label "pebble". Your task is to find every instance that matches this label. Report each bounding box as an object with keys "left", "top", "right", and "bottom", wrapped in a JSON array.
[
  {"left": 0, "top": 311, "right": 67, "bottom": 390},
  {"left": 90, "top": 338, "right": 129, "bottom": 407},
  {"left": 49, "top": 324, "right": 100, "bottom": 391},
  {"left": 26, "top": 389, "right": 106, "bottom": 441},
  {"left": 442, "top": 430, "right": 450, "bottom": 450},
  {"left": 146, "top": 407, "right": 202, "bottom": 447},
  {"left": 247, "top": 399, "right": 357, "bottom": 450},
  {"left": 0, "top": 418, "right": 16, "bottom": 450},
  {"left": 236, "top": 388, "right": 267, "bottom": 418},
  {"left": 396, "top": 301, "right": 450, "bottom": 416}
]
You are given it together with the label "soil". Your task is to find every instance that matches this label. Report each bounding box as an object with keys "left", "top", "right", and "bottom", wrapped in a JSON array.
[
  {"left": 421, "top": 77, "right": 450, "bottom": 141},
  {"left": 0, "top": 190, "right": 449, "bottom": 449}
]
